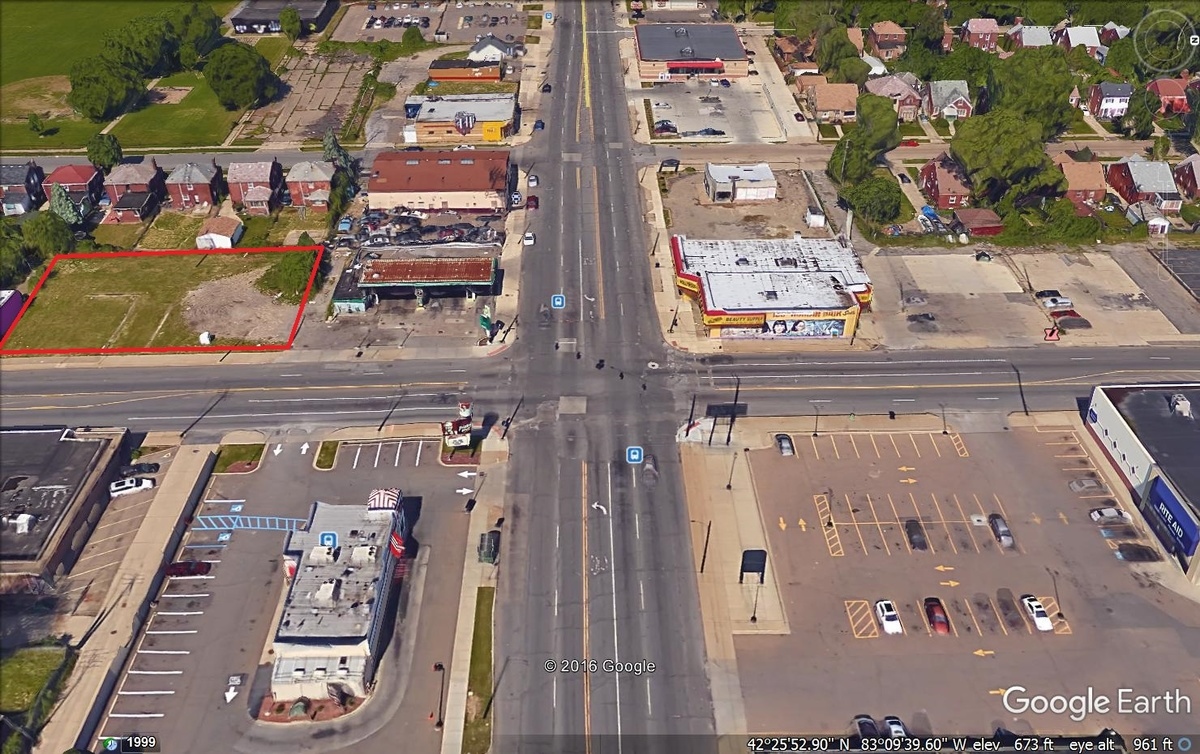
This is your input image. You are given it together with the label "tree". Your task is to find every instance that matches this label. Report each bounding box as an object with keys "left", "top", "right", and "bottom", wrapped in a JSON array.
[
  {"left": 86, "top": 133, "right": 124, "bottom": 172},
  {"left": 322, "top": 128, "right": 355, "bottom": 180},
  {"left": 1102, "top": 38, "right": 1137, "bottom": 81},
  {"left": 280, "top": 7, "right": 302, "bottom": 41},
  {"left": 894, "top": 44, "right": 939, "bottom": 81},
  {"left": 402, "top": 24, "right": 425, "bottom": 48},
  {"left": 826, "top": 134, "right": 875, "bottom": 185},
  {"left": 951, "top": 110, "right": 1065, "bottom": 208},
  {"left": 833, "top": 57, "right": 871, "bottom": 86},
  {"left": 935, "top": 44, "right": 996, "bottom": 90},
  {"left": 27, "top": 113, "right": 43, "bottom": 134},
  {"left": 773, "top": 0, "right": 839, "bottom": 38},
  {"left": 257, "top": 250, "right": 319, "bottom": 304},
  {"left": 842, "top": 176, "right": 902, "bottom": 223},
  {"left": 988, "top": 46, "right": 1075, "bottom": 140},
  {"left": 162, "top": 2, "right": 221, "bottom": 69},
  {"left": 909, "top": 5, "right": 949, "bottom": 53},
  {"left": 67, "top": 57, "right": 143, "bottom": 121},
  {"left": 1017, "top": 1, "right": 1069, "bottom": 25},
  {"left": 816, "top": 27, "right": 858, "bottom": 73},
  {"left": 49, "top": 184, "right": 83, "bottom": 227},
  {"left": 21, "top": 211, "right": 76, "bottom": 263},
  {"left": 0, "top": 219, "right": 31, "bottom": 288},
  {"left": 205, "top": 42, "right": 279, "bottom": 110},
  {"left": 855, "top": 94, "right": 901, "bottom": 153},
  {"left": 1150, "top": 135, "right": 1171, "bottom": 161},
  {"left": 1125, "top": 87, "right": 1159, "bottom": 139},
  {"left": 101, "top": 15, "right": 172, "bottom": 77},
  {"left": 1184, "top": 88, "right": 1200, "bottom": 151}
]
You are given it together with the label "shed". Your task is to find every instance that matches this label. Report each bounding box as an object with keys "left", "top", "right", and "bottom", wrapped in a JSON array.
[
  {"left": 1126, "top": 201, "right": 1170, "bottom": 235},
  {"left": 804, "top": 205, "right": 826, "bottom": 228},
  {"left": 196, "top": 216, "right": 245, "bottom": 249},
  {"left": 951, "top": 208, "right": 1003, "bottom": 236},
  {"left": 703, "top": 163, "right": 776, "bottom": 203},
  {"left": 332, "top": 267, "right": 369, "bottom": 314}
]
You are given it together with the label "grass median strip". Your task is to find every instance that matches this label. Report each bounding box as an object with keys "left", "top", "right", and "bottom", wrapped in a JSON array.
[
  {"left": 315, "top": 441, "right": 340, "bottom": 470},
  {"left": 214, "top": 444, "right": 265, "bottom": 473},
  {"left": 462, "top": 586, "right": 495, "bottom": 754}
]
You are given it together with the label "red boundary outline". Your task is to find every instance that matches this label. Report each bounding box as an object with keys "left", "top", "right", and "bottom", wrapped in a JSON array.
[{"left": 0, "top": 245, "right": 323, "bottom": 356}]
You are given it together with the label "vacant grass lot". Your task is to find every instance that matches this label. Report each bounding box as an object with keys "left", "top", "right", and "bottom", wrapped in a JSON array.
[
  {"left": 2, "top": 251, "right": 286, "bottom": 351},
  {"left": 0, "top": 113, "right": 102, "bottom": 151},
  {"left": 110, "top": 72, "right": 242, "bottom": 148},
  {"left": 256, "top": 37, "right": 295, "bottom": 69},
  {"left": 417, "top": 81, "right": 519, "bottom": 96},
  {"left": 139, "top": 213, "right": 207, "bottom": 250},
  {"left": 0, "top": 646, "right": 66, "bottom": 714}
]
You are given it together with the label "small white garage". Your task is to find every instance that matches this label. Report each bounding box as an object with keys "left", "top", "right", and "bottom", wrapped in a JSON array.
[{"left": 703, "top": 163, "right": 777, "bottom": 203}]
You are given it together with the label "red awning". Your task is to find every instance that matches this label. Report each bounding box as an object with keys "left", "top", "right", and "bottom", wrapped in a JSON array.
[{"left": 667, "top": 61, "right": 724, "bottom": 70}]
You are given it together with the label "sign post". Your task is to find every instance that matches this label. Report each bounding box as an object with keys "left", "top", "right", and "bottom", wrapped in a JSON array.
[{"left": 479, "top": 304, "right": 493, "bottom": 334}]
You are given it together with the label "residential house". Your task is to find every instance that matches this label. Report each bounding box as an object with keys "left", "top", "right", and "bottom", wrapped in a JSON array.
[
  {"left": 43, "top": 164, "right": 103, "bottom": 215},
  {"left": 865, "top": 73, "right": 923, "bottom": 121},
  {"left": 797, "top": 74, "right": 828, "bottom": 99},
  {"left": 1106, "top": 156, "right": 1183, "bottom": 213},
  {"left": 467, "top": 35, "right": 517, "bottom": 63},
  {"left": 920, "top": 152, "right": 971, "bottom": 209},
  {"left": 868, "top": 21, "right": 906, "bottom": 61},
  {"left": 367, "top": 150, "right": 511, "bottom": 212},
  {"left": 1088, "top": 81, "right": 1132, "bottom": 120},
  {"left": 0, "top": 161, "right": 46, "bottom": 216},
  {"left": 941, "top": 23, "right": 955, "bottom": 53},
  {"left": 925, "top": 80, "right": 972, "bottom": 120},
  {"left": 951, "top": 208, "right": 1003, "bottom": 236},
  {"left": 860, "top": 54, "right": 887, "bottom": 77},
  {"left": 962, "top": 18, "right": 1000, "bottom": 52},
  {"left": 1056, "top": 26, "right": 1101, "bottom": 59},
  {"left": 1172, "top": 154, "right": 1200, "bottom": 199},
  {"left": 104, "top": 161, "right": 165, "bottom": 223},
  {"left": 195, "top": 216, "right": 245, "bottom": 249},
  {"left": 286, "top": 161, "right": 338, "bottom": 212},
  {"left": 774, "top": 35, "right": 814, "bottom": 65},
  {"left": 165, "top": 161, "right": 223, "bottom": 211},
  {"left": 809, "top": 83, "right": 859, "bottom": 124},
  {"left": 1008, "top": 24, "right": 1052, "bottom": 49},
  {"left": 227, "top": 160, "right": 284, "bottom": 216},
  {"left": 1126, "top": 201, "right": 1170, "bottom": 235},
  {"left": 1068, "top": 85, "right": 1082, "bottom": 110},
  {"left": 847, "top": 28, "right": 864, "bottom": 55},
  {"left": 1147, "top": 77, "right": 1191, "bottom": 115},
  {"left": 1099, "top": 22, "right": 1130, "bottom": 45},
  {"left": 1059, "top": 160, "right": 1107, "bottom": 214}
]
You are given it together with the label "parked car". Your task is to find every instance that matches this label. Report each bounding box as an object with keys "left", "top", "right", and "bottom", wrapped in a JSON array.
[
  {"left": 697, "top": 127, "right": 726, "bottom": 136},
  {"left": 510, "top": 191, "right": 523, "bottom": 205},
  {"left": 110, "top": 477, "right": 154, "bottom": 497},
  {"left": 852, "top": 715, "right": 879, "bottom": 738},
  {"left": 899, "top": 139, "right": 920, "bottom": 147},
  {"left": 794, "top": 112, "right": 806, "bottom": 121},
  {"left": 883, "top": 717, "right": 910, "bottom": 737},
  {"left": 398, "top": 209, "right": 428, "bottom": 220},
  {"left": 337, "top": 216, "right": 354, "bottom": 233},
  {"left": 874, "top": 600, "right": 903, "bottom": 635},
  {"left": 533, "top": 119, "right": 545, "bottom": 131},
  {"left": 653, "top": 102, "right": 672, "bottom": 109},
  {"left": 719, "top": 78, "right": 731, "bottom": 87},
  {"left": 898, "top": 173, "right": 911, "bottom": 184},
  {"left": 523, "top": 232, "right": 536, "bottom": 246},
  {"left": 541, "top": 83, "right": 552, "bottom": 93},
  {"left": 1021, "top": 595, "right": 1054, "bottom": 632},
  {"left": 924, "top": 597, "right": 951, "bottom": 634},
  {"left": 988, "top": 513, "right": 1015, "bottom": 549},
  {"left": 165, "top": 560, "right": 211, "bottom": 577},
  {"left": 403, "top": 146, "right": 424, "bottom": 152},
  {"left": 1042, "top": 296, "right": 1073, "bottom": 309},
  {"left": 1035, "top": 289, "right": 1063, "bottom": 299},
  {"left": 774, "top": 434, "right": 794, "bottom": 456},
  {"left": 904, "top": 519, "right": 928, "bottom": 551},
  {"left": 119, "top": 462, "right": 160, "bottom": 477},
  {"left": 1090, "top": 507, "right": 1132, "bottom": 523},
  {"left": 748, "top": 69, "right": 759, "bottom": 75},
  {"left": 528, "top": 174, "right": 539, "bottom": 187},
  {"left": 526, "top": 195, "right": 539, "bottom": 209}
]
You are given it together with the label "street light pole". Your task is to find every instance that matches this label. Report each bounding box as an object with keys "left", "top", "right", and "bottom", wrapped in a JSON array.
[
  {"left": 726, "top": 451, "right": 738, "bottom": 490},
  {"left": 433, "top": 662, "right": 446, "bottom": 730},
  {"left": 940, "top": 404, "right": 948, "bottom": 435},
  {"left": 695, "top": 519, "right": 712, "bottom": 574},
  {"left": 750, "top": 583, "right": 761, "bottom": 624},
  {"left": 813, "top": 405, "right": 821, "bottom": 437}
]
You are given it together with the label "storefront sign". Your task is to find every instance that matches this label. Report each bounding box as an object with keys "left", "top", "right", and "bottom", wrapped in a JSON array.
[
  {"left": 1148, "top": 477, "right": 1198, "bottom": 557},
  {"left": 703, "top": 313, "right": 765, "bottom": 327},
  {"left": 676, "top": 276, "right": 701, "bottom": 293},
  {"left": 768, "top": 307, "right": 858, "bottom": 320}
]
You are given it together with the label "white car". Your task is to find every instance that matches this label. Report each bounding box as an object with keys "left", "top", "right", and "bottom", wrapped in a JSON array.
[
  {"left": 523, "top": 232, "right": 535, "bottom": 246},
  {"left": 528, "top": 174, "right": 539, "bottom": 187},
  {"left": 1090, "top": 507, "right": 1132, "bottom": 523},
  {"left": 1021, "top": 595, "right": 1054, "bottom": 632},
  {"left": 110, "top": 477, "right": 155, "bottom": 498},
  {"left": 875, "top": 600, "right": 903, "bottom": 635},
  {"left": 403, "top": 14, "right": 413, "bottom": 24},
  {"left": 652, "top": 102, "right": 672, "bottom": 109},
  {"left": 453, "top": 144, "right": 476, "bottom": 150},
  {"left": 398, "top": 210, "right": 427, "bottom": 220},
  {"left": 1042, "top": 297, "right": 1073, "bottom": 309}
]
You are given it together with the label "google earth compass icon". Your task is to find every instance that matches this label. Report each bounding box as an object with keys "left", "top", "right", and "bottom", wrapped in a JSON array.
[{"left": 1133, "top": 9, "right": 1198, "bottom": 76}]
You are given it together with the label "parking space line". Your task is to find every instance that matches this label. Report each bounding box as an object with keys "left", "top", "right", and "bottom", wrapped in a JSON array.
[
  {"left": 991, "top": 493, "right": 1010, "bottom": 520},
  {"left": 138, "top": 650, "right": 190, "bottom": 655},
  {"left": 865, "top": 494, "right": 891, "bottom": 555},
  {"left": 952, "top": 494, "right": 982, "bottom": 553},
  {"left": 829, "top": 436, "right": 841, "bottom": 460},
  {"left": 949, "top": 609, "right": 960, "bottom": 637},
  {"left": 156, "top": 611, "right": 202, "bottom": 616},
  {"left": 951, "top": 434, "right": 970, "bottom": 458},
  {"left": 845, "top": 494, "right": 869, "bottom": 555},
  {"left": 415, "top": 441, "right": 423, "bottom": 466},
  {"left": 95, "top": 517, "right": 142, "bottom": 531},
  {"left": 848, "top": 434, "right": 861, "bottom": 459},
  {"left": 909, "top": 434, "right": 923, "bottom": 458},
  {"left": 844, "top": 600, "right": 878, "bottom": 638},
  {"left": 810, "top": 435, "right": 821, "bottom": 460},
  {"left": 1040, "top": 597, "right": 1072, "bottom": 634},
  {"left": 68, "top": 561, "right": 120, "bottom": 580},
  {"left": 129, "top": 670, "right": 182, "bottom": 675},
  {"left": 870, "top": 434, "right": 881, "bottom": 458},
  {"left": 930, "top": 494, "right": 959, "bottom": 554},
  {"left": 395, "top": 442, "right": 402, "bottom": 467},
  {"left": 161, "top": 593, "right": 208, "bottom": 599},
  {"left": 110, "top": 499, "right": 154, "bottom": 515},
  {"left": 119, "top": 690, "right": 174, "bottom": 695},
  {"left": 889, "top": 434, "right": 902, "bottom": 458},
  {"left": 989, "top": 599, "right": 1008, "bottom": 635},
  {"left": 353, "top": 445, "right": 362, "bottom": 469},
  {"left": 374, "top": 443, "right": 383, "bottom": 468},
  {"left": 1046, "top": 441, "right": 1079, "bottom": 445},
  {"left": 146, "top": 630, "right": 198, "bottom": 635},
  {"left": 110, "top": 713, "right": 165, "bottom": 718},
  {"left": 886, "top": 494, "right": 912, "bottom": 554},
  {"left": 928, "top": 434, "right": 943, "bottom": 458},
  {"left": 963, "top": 600, "right": 984, "bottom": 636},
  {"left": 908, "top": 493, "right": 936, "bottom": 553},
  {"left": 813, "top": 494, "right": 842, "bottom": 557},
  {"left": 76, "top": 544, "right": 127, "bottom": 563}
]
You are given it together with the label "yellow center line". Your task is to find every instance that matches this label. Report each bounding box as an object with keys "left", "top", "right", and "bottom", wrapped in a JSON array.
[
  {"left": 580, "top": 6, "right": 592, "bottom": 111},
  {"left": 580, "top": 461, "right": 592, "bottom": 754},
  {"left": 590, "top": 167, "right": 606, "bottom": 320}
]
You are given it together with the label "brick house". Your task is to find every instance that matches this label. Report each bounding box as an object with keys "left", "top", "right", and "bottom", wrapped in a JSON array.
[
  {"left": 165, "top": 161, "right": 223, "bottom": 211},
  {"left": 1088, "top": 81, "right": 1132, "bottom": 120},
  {"left": 867, "top": 21, "right": 906, "bottom": 61},
  {"left": 774, "top": 35, "right": 814, "bottom": 65},
  {"left": 925, "top": 80, "right": 972, "bottom": 120},
  {"left": 1055, "top": 27, "right": 1101, "bottom": 59},
  {"left": 1146, "top": 77, "right": 1191, "bottom": 115},
  {"left": 1059, "top": 160, "right": 1107, "bottom": 215},
  {"left": 1099, "top": 22, "right": 1130, "bottom": 45},
  {"left": 227, "top": 159, "right": 284, "bottom": 216},
  {"left": 919, "top": 152, "right": 971, "bottom": 209},
  {"left": 1173, "top": 154, "right": 1200, "bottom": 200},
  {"left": 941, "top": 23, "right": 955, "bottom": 53},
  {"left": 864, "top": 73, "right": 923, "bottom": 122},
  {"left": 0, "top": 160, "right": 46, "bottom": 216},
  {"left": 1106, "top": 156, "right": 1182, "bottom": 213},
  {"left": 286, "top": 161, "right": 338, "bottom": 212},
  {"left": 809, "top": 83, "right": 859, "bottom": 124},
  {"left": 104, "top": 161, "right": 165, "bottom": 223},
  {"left": 962, "top": 18, "right": 1000, "bottom": 52},
  {"left": 43, "top": 164, "right": 103, "bottom": 214}
]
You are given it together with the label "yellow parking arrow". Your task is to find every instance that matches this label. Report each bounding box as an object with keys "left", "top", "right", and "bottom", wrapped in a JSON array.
[
  {"left": 1059, "top": 512, "right": 1069, "bottom": 524},
  {"left": 900, "top": 478, "right": 917, "bottom": 484},
  {"left": 778, "top": 517, "right": 787, "bottom": 531},
  {"left": 934, "top": 565, "right": 955, "bottom": 572},
  {"left": 940, "top": 580, "right": 960, "bottom": 587},
  {"left": 973, "top": 649, "right": 996, "bottom": 657},
  {"left": 898, "top": 466, "right": 916, "bottom": 472},
  {"left": 797, "top": 518, "right": 808, "bottom": 532},
  {"left": 988, "top": 688, "right": 1007, "bottom": 695}
]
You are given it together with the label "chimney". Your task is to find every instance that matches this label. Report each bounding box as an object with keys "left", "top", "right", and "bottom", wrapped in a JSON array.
[
  {"left": 212, "top": 157, "right": 220, "bottom": 172},
  {"left": 150, "top": 158, "right": 159, "bottom": 173}
]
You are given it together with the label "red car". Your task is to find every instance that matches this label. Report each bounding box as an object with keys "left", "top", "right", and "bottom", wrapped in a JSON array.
[
  {"left": 165, "top": 561, "right": 211, "bottom": 577},
  {"left": 899, "top": 139, "right": 920, "bottom": 147},
  {"left": 924, "top": 597, "right": 951, "bottom": 635},
  {"left": 526, "top": 195, "right": 539, "bottom": 210}
]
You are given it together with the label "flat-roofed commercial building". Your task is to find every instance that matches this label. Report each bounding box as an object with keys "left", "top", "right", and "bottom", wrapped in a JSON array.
[
  {"left": 402, "top": 94, "right": 516, "bottom": 145},
  {"left": 634, "top": 24, "right": 749, "bottom": 82},
  {"left": 368, "top": 151, "right": 511, "bottom": 212}
]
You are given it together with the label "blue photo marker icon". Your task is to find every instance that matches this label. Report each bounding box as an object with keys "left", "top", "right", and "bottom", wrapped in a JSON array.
[
  {"left": 544, "top": 11, "right": 553, "bottom": 20},
  {"left": 626, "top": 446, "right": 644, "bottom": 464},
  {"left": 319, "top": 531, "right": 338, "bottom": 549},
  {"left": 551, "top": 294, "right": 566, "bottom": 309}
]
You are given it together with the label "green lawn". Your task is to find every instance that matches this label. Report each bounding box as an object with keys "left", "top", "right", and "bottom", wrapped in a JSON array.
[
  {"left": 526, "top": 15, "right": 543, "bottom": 29},
  {"left": 438, "top": 49, "right": 472, "bottom": 60},
  {"left": 1180, "top": 203, "right": 1200, "bottom": 225},
  {"left": 0, "top": 646, "right": 66, "bottom": 714},
  {"left": 139, "top": 213, "right": 207, "bottom": 250},
  {"left": 110, "top": 72, "right": 242, "bottom": 148},
  {"left": 1064, "top": 108, "right": 1094, "bottom": 135},
  {"left": 93, "top": 223, "right": 148, "bottom": 250},
  {"left": 817, "top": 123, "right": 839, "bottom": 139},
  {"left": 931, "top": 117, "right": 952, "bottom": 137},
  {"left": 0, "top": 116, "right": 103, "bottom": 151},
  {"left": 214, "top": 444, "right": 265, "bottom": 472},
  {"left": 256, "top": 37, "right": 295, "bottom": 69},
  {"left": 418, "top": 81, "right": 519, "bottom": 96},
  {"left": 463, "top": 586, "right": 495, "bottom": 754},
  {"left": 0, "top": 0, "right": 239, "bottom": 87},
  {"left": 3, "top": 251, "right": 300, "bottom": 351},
  {"left": 898, "top": 121, "right": 925, "bottom": 137},
  {"left": 315, "top": 441, "right": 340, "bottom": 470}
]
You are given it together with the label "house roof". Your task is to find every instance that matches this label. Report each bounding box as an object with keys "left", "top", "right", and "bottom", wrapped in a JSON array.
[
  {"left": 705, "top": 163, "right": 776, "bottom": 185},
  {"left": 870, "top": 20, "right": 906, "bottom": 38},
  {"left": 407, "top": 93, "right": 517, "bottom": 124},
  {"left": 860, "top": 54, "right": 887, "bottom": 75},
  {"left": 1060, "top": 160, "right": 1106, "bottom": 192},
  {"left": 113, "top": 191, "right": 154, "bottom": 210},
  {"left": 775, "top": 36, "right": 800, "bottom": 55},
  {"left": 846, "top": 27, "right": 864, "bottom": 53},
  {"left": 286, "top": 160, "right": 337, "bottom": 183},
  {"left": 1148, "top": 77, "right": 1189, "bottom": 99},
  {"left": 244, "top": 185, "right": 274, "bottom": 202},
  {"left": 865, "top": 73, "right": 921, "bottom": 101},
  {"left": 1175, "top": 153, "right": 1200, "bottom": 183},
  {"left": 106, "top": 163, "right": 159, "bottom": 185},
  {"left": 1061, "top": 26, "right": 1101, "bottom": 48},
  {"left": 369, "top": 150, "right": 510, "bottom": 194},
  {"left": 1011, "top": 24, "right": 1052, "bottom": 46},
  {"left": 1101, "top": 22, "right": 1130, "bottom": 39},
  {"left": 0, "top": 162, "right": 37, "bottom": 186},
  {"left": 952, "top": 208, "right": 1002, "bottom": 228},
  {"left": 469, "top": 35, "right": 513, "bottom": 55},
  {"left": 1117, "top": 157, "right": 1180, "bottom": 194},
  {"left": 927, "top": 80, "right": 971, "bottom": 112},
  {"left": 226, "top": 161, "right": 278, "bottom": 183},
  {"left": 359, "top": 257, "right": 496, "bottom": 286},
  {"left": 45, "top": 164, "right": 98, "bottom": 186},
  {"left": 428, "top": 59, "right": 500, "bottom": 71},
  {"left": 965, "top": 18, "right": 1000, "bottom": 34},
  {"left": 1095, "top": 81, "right": 1132, "bottom": 99},
  {"left": 198, "top": 216, "right": 243, "bottom": 238},
  {"left": 813, "top": 83, "right": 859, "bottom": 112},
  {"left": 634, "top": 23, "right": 747, "bottom": 62},
  {"left": 798, "top": 74, "right": 828, "bottom": 89},
  {"left": 166, "top": 162, "right": 219, "bottom": 185},
  {"left": 924, "top": 152, "right": 970, "bottom": 195}
]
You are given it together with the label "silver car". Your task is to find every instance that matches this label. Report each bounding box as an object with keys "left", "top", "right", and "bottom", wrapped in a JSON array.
[{"left": 774, "top": 433, "right": 795, "bottom": 456}]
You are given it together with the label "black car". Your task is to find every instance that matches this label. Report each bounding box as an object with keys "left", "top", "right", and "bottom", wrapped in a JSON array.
[
  {"left": 119, "top": 462, "right": 161, "bottom": 477},
  {"left": 698, "top": 127, "right": 726, "bottom": 136},
  {"left": 541, "top": 83, "right": 552, "bottom": 93},
  {"left": 852, "top": 715, "right": 879, "bottom": 738},
  {"left": 478, "top": 214, "right": 503, "bottom": 222},
  {"left": 904, "top": 519, "right": 928, "bottom": 551},
  {"left": 898, "top": 173, "right": 911, "bottom": 184},
  {"left": 403, "top": 146, "right": 424, "bottom": 152},
  {"left": 1035, "top": 289, "right": 1063, "bottom": 299}
]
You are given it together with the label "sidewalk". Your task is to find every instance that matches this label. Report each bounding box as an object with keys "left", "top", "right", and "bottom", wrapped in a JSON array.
[{"left": 35, "top": 440, "right": 216, "bottom": 754}]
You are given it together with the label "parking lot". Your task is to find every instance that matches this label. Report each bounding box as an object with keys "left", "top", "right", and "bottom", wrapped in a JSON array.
[
  {"left": 94, "top": 436, "right": 474, "bottom": 753},
  {"left": 332, "top": 1, "right": 444, "bottom": 42},
  {"left": 734, "top": 423, "right": 1194, "bottom": 735},
  {"left": 437, "top": 1, "right": 528, "bottom": 45},
  {"left": 638, "top": 79, "right": 782, "bottom": 144}
]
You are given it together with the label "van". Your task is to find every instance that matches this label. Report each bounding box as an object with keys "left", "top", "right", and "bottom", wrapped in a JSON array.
[
  {"left": 989, "top": 514, "right": 1015, "bottom": 549},
  {"left": 109, "top": 477, "right": 154, "bottom": 498}
]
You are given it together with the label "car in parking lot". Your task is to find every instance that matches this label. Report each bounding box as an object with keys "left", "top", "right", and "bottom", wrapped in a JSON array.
[
  {"left": 526, "top": 195, "right": 539, "bottom": 209},
  {"left": 533, "top": 119, "right": 545, "bottom": 131},
  {"left": 874, "top": 600, "right": 903, "bottom": 635},
  {"left": 923, "top": 597, "right": 951, "bottom": 634},
  {"left": 1021, "top": 595, "right": 1054, "bottom": 631},
  {"left": 119, "top": 462, "right": 160, "bottom": 477},
  {"left": 903, "top": 519, "right": 928, "bottom": 551},
  {"left": 697, "top": 127, "right": 726, "bottom": 136},
  {"left": 523, "top": 232, "right": 535, "bottom": 246},
  {"left": 1035, "top": 289, "right": 1063, "bottom": 299},
  {"left": 719, "top": 78, "right": 731, "bottom": 87},
  {"left": 1042, "top": 296, "right": 1073, "bottom": 309},
  {"left": 988, "top": 513, "right": 1015, "bottom": 549},
  {"left": 165, "top": 560, "right": 211, "bottom": 577},
  {"left": 1090, "top": 507, "right": 1132, "bottom": 523},
  {"left": 528, "top": 174, "right": 539, "bottom": 187},
  {"left": 852, "top": 715, "right": 879, "bottom": 738},
  {"left": 541, "top": 83, "right": 552, "bottom": 93},
  {"left": 883, "top": 717, "right": 910, "bottom": 737},
  {"left": 774, "top": 434, "right": 794, "bottom": 456},
  {"left": 337, "top": 216, "right": 354, "bottom": 233},
  {"left": 794, "top": 112, "right": 806, "bottom": 121},
  {"left": 109, "top": 477, "right": 154, "bottom": 497},
  {"left": 510, "top": 191, "right": 522, "bottom": 205}
]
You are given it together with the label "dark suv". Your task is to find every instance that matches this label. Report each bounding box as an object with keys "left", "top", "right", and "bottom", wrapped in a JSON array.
[{"left": 119, "top": 462, "right": 161, "bottom": 477}]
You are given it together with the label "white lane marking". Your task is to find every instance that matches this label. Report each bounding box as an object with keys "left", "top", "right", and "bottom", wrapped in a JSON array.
[
  {"left": 415, "top": 441, "right": 423, "bottom": 467},
  {"left": 729, "top": 359, "right": 1007, "bottom": 366},
  {"left": 156, "top": 612, "right": 202, "bottom": 616},
  {"left": 374, "top": 443, "right": 382, "bottom": 468},
  {"left": 977, "top": 397, "right": 1000, "bottom": 401},
  {"left": 606, "top": 463, "right": 625, "bottom": 754},
  {"left": 75, "top": 544, "right": 128, "bottom": 562},
  {"left": 247, "top": 394, "right": 439, "bottom": 403},
  {"left": 1149, "top": 356, "right": 1171, "bottom": 360},
  {"left": 639, "top": 580, "right": 645, "bottom": 611},
  {"left": 279, "top": 374, "right": 302, "bottom": 377},
  {"left": 146, "top": 630, "right": 198, "bottom": 635},
  {"left": 109, "top": 713, "right": 165, "bottom": 718},
  {"left": 395, "top": 442, "right": 403, "bottom": 467},
  {"left": 893, "top": 399, "right": 916, "bottom": 402},
  {"left": 553, "top": 675, "right": 558, "bottom": 708},
  {"left": 118, "top": 690, "right": 175, "bottom": 695},
  {"left": 166, "top": 574, "right": 212, "bottom": 580},
  {"left": 555, "top": 524, "right": 560, "bottom": 548},
  {"left": 711, "top": 371, "right": 1002, "bottom": 380},
  {"left": 160, "top": 593, "right": 208, "bottom": 599},
  {"left": 448, "top": 369, "right": 467, "bottom": 373},
  {"left": 809, "top": 399, "right": 831, "bottom": 403},
  {"left": 578, "top": 238, "right": 585, "bottom": 322},
  {"left": 128, "top": 670, "right": 182, "bottom": 675},
  {"left": 1070, "top": 357, "right": 1094, "bottom": 361},
  {"left": 364, "top": 371, "right": 384, "bottom": 376},
  {"left": 126, "top": 407, "right": 443, "bottom": 421},
  {"left": 68, "top": 562, "right": 119, "bottom": 580},
  {"left": 554, "top": 589, "right": 559, "bottom": 617},
  {"left": 137, "top": 650, "right": 189, "bottom": 655},
  {"left": 635, "top": 513, "right": 640, "bottom": 540},
  {"left": 353, "top": 445, "right": 362, "bottom": 470},
  {"left": 646, "top": 677, "right": 653, "bottom": 716}
]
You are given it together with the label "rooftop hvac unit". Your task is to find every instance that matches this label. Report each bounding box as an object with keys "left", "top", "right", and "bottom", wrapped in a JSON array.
[{"left": 309, "top": 546, "right": 335, "bottom": 564}]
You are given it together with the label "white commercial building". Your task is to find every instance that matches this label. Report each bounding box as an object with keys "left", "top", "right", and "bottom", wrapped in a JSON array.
[{"left": 703, "top": 163, "right": 777, "bottom": 203}]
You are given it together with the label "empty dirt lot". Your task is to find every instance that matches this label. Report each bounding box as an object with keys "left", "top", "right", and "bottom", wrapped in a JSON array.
[{"left": 661, "top": 170, "right": 829, "bottom": 240}]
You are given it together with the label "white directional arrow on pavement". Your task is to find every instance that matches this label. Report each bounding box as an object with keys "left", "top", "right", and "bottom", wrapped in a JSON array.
[
  {"left": 273, "top": 444, "right": 283, "bottom": 457},
  {"left": 224, "top": 687, "right": 238, "bottom": 703},
  {"left": 455, "top": 488, "right": 474, "bottom": 495},
  {"left": 592, "top": 501, "right": 608, "bottom": 516},
  {"left": 457, "top": 470, "right": 477, "bottom": 478},
  {"left": 300, "top": 442, "right": 310, "bottom": 455},
  {"left": 584, "top": 295, "right": 595, "bottom": 302}
]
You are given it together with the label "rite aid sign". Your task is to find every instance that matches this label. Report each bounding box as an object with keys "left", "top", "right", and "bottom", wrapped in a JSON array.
[{"left": 1149, "top": 477, "right": 1198, "bottom": 557}]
